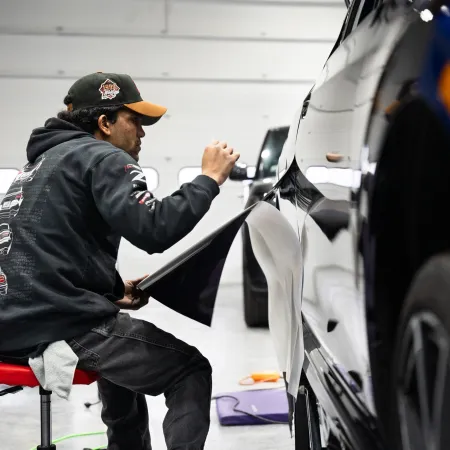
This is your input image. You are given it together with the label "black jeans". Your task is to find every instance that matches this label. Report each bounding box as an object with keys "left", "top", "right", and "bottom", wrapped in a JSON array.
[{"left": 67, "top": 313, "right": 212, "bottom": 450}]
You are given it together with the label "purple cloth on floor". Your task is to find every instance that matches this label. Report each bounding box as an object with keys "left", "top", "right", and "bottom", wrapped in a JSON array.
[{"left": 215, "top": 388, "right": 289, "bottom": 426}]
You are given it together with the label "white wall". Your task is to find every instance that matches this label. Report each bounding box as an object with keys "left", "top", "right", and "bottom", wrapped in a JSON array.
[{"left": 0, "top": 0, "right": 346, "bottom": 283}]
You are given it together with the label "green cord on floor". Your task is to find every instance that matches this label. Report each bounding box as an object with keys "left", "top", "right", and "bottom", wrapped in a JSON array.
[{"left": 29, "top": 431, "right": 106, "bottom": 450}]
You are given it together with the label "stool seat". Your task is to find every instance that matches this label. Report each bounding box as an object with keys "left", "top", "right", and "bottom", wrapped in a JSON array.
[{"left": 0, "top": 362, "right": 99, "bottom": 387}]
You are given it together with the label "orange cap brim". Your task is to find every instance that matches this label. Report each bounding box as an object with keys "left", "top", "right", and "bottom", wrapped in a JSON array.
[{"left": 125, "top": 101, "right": 167, "bottom": 126}]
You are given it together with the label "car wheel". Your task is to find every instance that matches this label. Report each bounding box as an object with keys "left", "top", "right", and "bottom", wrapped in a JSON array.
[
  {"left": 242, "top": 223, "right": 269, "bottom": 328},
  {"left": 392, "top": 253, "right": 450, "bottom": 450},
  {"left": 243, "top": 266, "right": 269, "bottom": 328},
  {"left": 295, "top": 374, "right": 323, "bottom": 450}
]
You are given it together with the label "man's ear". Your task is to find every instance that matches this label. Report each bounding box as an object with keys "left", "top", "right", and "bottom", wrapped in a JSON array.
[{"left": 97, "top": 114, "right": 112, "bottom": 136}]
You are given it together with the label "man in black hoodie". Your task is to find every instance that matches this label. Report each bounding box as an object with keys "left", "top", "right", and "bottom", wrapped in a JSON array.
[{"left": 0, "top": 72, "right": 240, "bottom": 450}]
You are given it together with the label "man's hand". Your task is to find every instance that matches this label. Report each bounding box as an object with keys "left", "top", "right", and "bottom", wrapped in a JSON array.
[
  {"left": 115, "top": 274, "right": 150, "bottom": 311},
  {"left": 201, "top": 140, "right": 240, "bottom": 186}
]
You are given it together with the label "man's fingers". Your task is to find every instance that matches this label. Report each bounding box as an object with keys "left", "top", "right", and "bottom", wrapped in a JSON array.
[
  {"left": 232, "top": 152, "right": 241, "bottom": 162},
  {"left": 208, "top": 140, "right": 229, "bottom": 150}
]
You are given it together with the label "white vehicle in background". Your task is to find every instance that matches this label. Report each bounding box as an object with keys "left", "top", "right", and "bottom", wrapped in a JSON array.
[{"left": 0, "top": 188, "right": 24, "bottom": 220}]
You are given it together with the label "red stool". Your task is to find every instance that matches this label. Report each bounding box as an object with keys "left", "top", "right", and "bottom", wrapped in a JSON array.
[{"left": 0, "top": 362, "right": 99, "bottom": 449}]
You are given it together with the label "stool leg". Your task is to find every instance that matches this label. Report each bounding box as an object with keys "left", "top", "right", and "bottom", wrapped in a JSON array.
[{"left": 37, "top": 386, "right": 56, "bottom": 450}]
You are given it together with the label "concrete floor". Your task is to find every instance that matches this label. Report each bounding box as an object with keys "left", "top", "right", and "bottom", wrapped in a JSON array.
[{"left": 1, "top": 285, "right": 294, "bottom": 450}]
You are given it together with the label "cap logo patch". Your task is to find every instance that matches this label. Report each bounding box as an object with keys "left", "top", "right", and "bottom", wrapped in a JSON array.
[{"left": 99, "top": 79, "right": 120, "bottom": 100}]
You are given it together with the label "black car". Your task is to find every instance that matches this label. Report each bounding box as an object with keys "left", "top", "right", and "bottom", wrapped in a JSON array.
[
  {"left": 230, "top": 126, "right": 289, "bottom": 327},
  {"left": 269, "top": 1, "right": 450, "bottom": 449}
]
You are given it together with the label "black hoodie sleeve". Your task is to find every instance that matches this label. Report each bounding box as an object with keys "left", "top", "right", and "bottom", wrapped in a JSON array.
[{"left": 89, "top": 151, "right": 220, "bottom": 254}]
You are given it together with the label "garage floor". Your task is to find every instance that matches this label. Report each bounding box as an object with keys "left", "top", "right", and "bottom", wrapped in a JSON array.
[{"left": 1, "top": 285, "right": 294, "bottom": 450}]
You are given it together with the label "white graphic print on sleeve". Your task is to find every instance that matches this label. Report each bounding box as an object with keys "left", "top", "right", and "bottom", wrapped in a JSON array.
[
  {"left": 0, "top": 187, "right": 23, "bottom": 220},
  {"left": 13, "top": 158, "right": 44, "bottom": 184},
  {"left": 125, "top": 164, "right": 157, "bottom": 209},
  {"left": 0, "top": 224, "right": 13, "bottom": 256},
  {"left": 124, "top": 164, "right": 147, "bottom": 188},
  {"left": 131, "top": 190, "right": 156, "bottom": 207},
  {"left": 0, "top": 266, "right": 8, "bottom": 296}
]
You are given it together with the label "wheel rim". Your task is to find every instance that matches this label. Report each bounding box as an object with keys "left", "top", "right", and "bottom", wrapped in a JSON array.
[{"left": 396, "top": 311, "right": 450, "bottom": 450}]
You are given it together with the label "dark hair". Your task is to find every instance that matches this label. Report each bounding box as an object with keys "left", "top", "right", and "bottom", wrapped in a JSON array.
[{"left": 57, "top": 94, "right": 123, "bottom": 134}]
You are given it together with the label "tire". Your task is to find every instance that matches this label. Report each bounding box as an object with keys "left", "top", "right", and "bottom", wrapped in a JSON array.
[
  {"left": 390, "top": 253, "right": 450, "bottom": 450},
  {"left": 242, "top": 223, "right": 269, "bottom": 328},
  {"left": 243, "top": 265, "right": 269, "bottom": 328},
  {"left": 295, "top": 374, "right": 322, "bottom": 450}
]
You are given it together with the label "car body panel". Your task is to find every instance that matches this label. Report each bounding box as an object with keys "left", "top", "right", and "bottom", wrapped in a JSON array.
[{"left": 292, "top": 3, "right": 406, "bottom": 416}]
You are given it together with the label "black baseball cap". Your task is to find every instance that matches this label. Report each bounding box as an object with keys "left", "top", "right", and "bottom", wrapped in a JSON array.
[{"left": 65, "top": 72, "right": 167, "bottom": 126}]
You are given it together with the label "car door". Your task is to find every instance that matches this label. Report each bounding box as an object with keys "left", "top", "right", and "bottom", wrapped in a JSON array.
[{"left": 294, "top": 0, "right": 384, "bottom": 411}]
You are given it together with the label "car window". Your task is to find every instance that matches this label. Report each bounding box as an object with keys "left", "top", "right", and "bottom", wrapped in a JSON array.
[{"left": 256, "top": 127, "right": 289, "bottom": 179}]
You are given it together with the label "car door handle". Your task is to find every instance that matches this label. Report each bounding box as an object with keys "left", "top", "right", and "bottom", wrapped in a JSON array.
[{"left": 326, "top": 152, "right": 344, "bottom": 163}]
